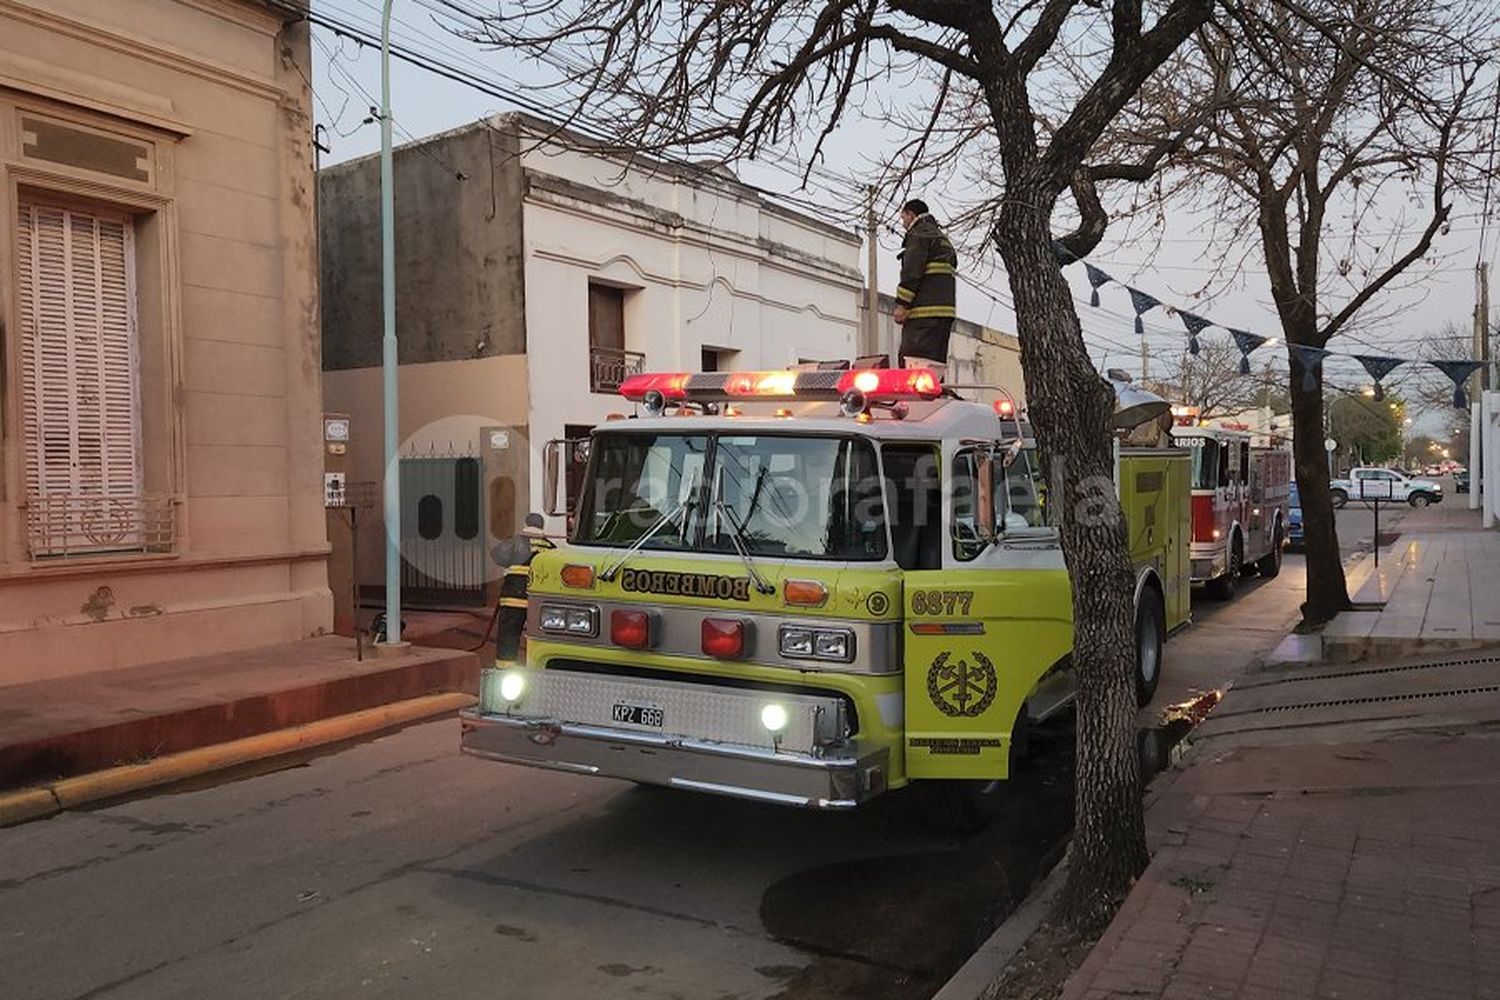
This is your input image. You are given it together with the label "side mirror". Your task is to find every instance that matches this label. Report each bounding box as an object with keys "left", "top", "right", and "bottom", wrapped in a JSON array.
[{"left": 542, "top": 439, "right": 566, "bottom": 517}]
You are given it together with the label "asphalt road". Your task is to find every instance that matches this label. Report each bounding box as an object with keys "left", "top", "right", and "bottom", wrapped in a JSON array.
[
  {"left": 4, "top": 504, "right": 1387, "bottom": 1000},
  {"left": 0, "top": 713, "right": 1077, "bottom": 1000}
]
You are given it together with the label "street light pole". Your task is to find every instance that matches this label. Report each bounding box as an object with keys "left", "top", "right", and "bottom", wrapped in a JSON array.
[{"left": 379, "top": 0, "right": 403, "bottom": 648}]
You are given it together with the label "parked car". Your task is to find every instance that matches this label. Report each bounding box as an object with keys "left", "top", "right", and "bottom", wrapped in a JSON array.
[
  {"left": 1454, "top": 469, "right": 1470, "bottom": 494},
  {"left": 1287, "top": 481, "right": 1303, "bottom": 550},
  {"left": 1330, "top": 467, "right": 1443, "bottom": 508}
]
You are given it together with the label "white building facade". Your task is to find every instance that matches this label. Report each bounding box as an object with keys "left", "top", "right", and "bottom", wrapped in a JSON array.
[{"left": 320, "top": 115, "right": 863, "bottom": 608}]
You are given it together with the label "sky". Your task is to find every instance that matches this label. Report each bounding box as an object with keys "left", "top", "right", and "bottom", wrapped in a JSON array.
[{"left": 307, "top": 0, "right": 1498, "bottom": 439}]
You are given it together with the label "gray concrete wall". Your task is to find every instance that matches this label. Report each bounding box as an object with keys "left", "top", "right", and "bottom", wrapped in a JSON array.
[{"left": 319, "top": 123, "right": 527, "bottom": 370}]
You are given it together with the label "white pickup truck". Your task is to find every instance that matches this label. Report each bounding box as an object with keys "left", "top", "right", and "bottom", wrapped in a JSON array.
[{"left": 1330, "top": 467, "right": 1444, "bottom": 508}]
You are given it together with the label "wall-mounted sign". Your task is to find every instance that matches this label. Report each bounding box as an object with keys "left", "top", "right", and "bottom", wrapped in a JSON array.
[
  {"left": 324, "top": 416, "right": 351, "bottom": 442},
  {"left": 324, "top": 472, "right": 347, "bottom": 507}
]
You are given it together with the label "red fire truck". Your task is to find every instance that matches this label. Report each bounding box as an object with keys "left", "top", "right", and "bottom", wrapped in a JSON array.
[{"left": 1169, "top": 410, "right": 1291, "bottom": 599}]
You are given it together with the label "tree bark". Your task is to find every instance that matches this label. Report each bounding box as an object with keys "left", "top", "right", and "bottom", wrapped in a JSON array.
[
  {"left": 994, "top": 198, "right": 1148, "bottom": 931},
  {"left": 1289, "top": 350, "right": 1350, "bottom": 624}
]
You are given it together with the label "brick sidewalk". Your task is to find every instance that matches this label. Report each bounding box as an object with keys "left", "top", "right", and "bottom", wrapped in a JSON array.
[{"left": 1061, "top": 667, "right": 1500, "bottom": 1000}]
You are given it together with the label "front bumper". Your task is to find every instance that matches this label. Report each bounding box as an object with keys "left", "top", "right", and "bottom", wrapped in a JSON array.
[{"left": 460, "top": 709, "right": 890, "bottom": 809}]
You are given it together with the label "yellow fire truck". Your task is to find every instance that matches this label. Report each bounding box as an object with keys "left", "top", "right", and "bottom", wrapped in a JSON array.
[{"left": 460, "top": 367, "right": 1190, "bottom": 828}]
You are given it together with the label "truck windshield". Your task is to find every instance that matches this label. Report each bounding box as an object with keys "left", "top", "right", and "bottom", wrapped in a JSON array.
[
  {"left": 575, "top": 433, "right": 709, "bottom": 550},
  {"left": 1188, "top": 439, "right": 1219, "bottom": 490},
  {"left": 576, "top": 433, "right": 888, "bottom": 561}
]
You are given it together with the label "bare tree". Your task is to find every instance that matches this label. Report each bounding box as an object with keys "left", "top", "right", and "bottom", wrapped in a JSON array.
[
  {"left": 1100, "top": 0, "right": 1494, "bottom": 624},
  {"left": 1144, "top": 339, "right": 1279, "bottom": 419},
  {"left": 458, "top": 0, "right": 1216, "bottom": 927}
]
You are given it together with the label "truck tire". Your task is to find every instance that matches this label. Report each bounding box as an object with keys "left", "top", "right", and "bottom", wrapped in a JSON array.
[
  {"left": 1330, "top": 489, "right": 1348, "bottom": 509},
  {"left": 1135, "top": 585, "right": 1165, "bottom": 706},
  {"left": 1409, "top": 492, "right": 1432, "bottom": 508},
  {"left": 1256, "top": 523, "right": 1283, "bottom": 578},
  {"left": 1205, "top": 538, "right": 1241, "bottom": 600},
  {"left": 919, "top": 710, "right": 1028, "bottom": 835}
]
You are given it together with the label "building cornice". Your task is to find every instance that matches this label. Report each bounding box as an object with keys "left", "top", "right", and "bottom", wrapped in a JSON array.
[
  {"left": 524, "top": 172, "right": 866, "bottom": 287},
  {"left": 530, "top": 247, "right": 860, "bottom": 328},
  {"left": 0, "top": 0, "right": 285, "bottom": 105}
]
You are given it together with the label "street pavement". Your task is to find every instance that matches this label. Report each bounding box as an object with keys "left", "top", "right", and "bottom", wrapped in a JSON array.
[
  {"left": 0, "top": 711, "right": 1076, "bottom": 1000},
  {"left": 1060, "top": 649, "right": 1500, "bottom": 1000},
  {"left": 2, "top": 517, "right": 1373, "bottom": 1000}
]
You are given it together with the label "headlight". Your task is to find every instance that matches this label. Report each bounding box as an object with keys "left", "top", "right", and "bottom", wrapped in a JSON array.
[
  {"left": 539, "top": 603, "right": 598, "bottom": 637},
  {"left": 778, "top": 625, "right": 854, "bottom": 663},
  {"left": 779, "top": 627, "right": 814, "bottom": 657},
  {"left": 814, "top": 631, "right": 850, "bottom": 660},
  {"left": 498, "top": 670, "right": 526, "bottom": 703},
  {"left": 761, "top": 703, "right": 789, "bottom": 733}
]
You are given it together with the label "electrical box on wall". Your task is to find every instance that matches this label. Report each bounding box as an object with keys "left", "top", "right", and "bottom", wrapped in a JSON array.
[{"left": 323, "top": 414, "right": 351, "bottom": 507}]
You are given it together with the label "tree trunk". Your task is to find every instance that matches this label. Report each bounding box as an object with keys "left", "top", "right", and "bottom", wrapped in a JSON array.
[
  {"left": 1289, "top": 355, "right": 1350, "bottom": 624},
  {"left": 994, "top": 199, "right": 1148, "bottom": 931}
]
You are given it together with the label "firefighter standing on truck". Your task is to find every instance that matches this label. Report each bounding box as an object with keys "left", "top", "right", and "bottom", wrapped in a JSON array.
[{"left": 893, "top": 198, "right": 958, "bottom": 372}]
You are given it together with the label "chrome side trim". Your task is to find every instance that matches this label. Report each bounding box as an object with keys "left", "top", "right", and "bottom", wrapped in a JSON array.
[{"left": 528, "top": 598, "right": 902, "bottom": 675}]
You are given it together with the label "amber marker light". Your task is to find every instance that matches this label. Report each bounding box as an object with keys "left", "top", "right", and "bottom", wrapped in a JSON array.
[
  {"left": 782, "top": 579, "right": 828, "bottom": 607},
  {"left": 560, "top": 564, "right": 596, "bottom": 589}
]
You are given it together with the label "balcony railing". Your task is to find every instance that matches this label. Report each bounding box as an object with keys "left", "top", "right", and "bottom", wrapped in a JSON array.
[
  {"left": 590, "top": 345, "right": 646, "bottom": 393},
  {"left": 25, "top": 493, "right": 176, "bottom": 559}
]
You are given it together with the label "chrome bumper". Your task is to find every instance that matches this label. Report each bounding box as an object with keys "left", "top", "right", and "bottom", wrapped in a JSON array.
[{"left": 459, "top": 708, "right": 889, "bottom": 809}]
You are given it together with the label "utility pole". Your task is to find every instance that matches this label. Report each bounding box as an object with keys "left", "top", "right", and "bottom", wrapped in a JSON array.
[
  {"left": 1140, "top": 337, "right": 1148, "bottom": 382},
  {"left": 865, "top": 185, "right": 880, "bottom": 360},
  {"left": 378, "top": 0, "right": 405, "bottom": 650},
  {"left": 1472, "top": 263, "right": 1489, "bottom": 511}
]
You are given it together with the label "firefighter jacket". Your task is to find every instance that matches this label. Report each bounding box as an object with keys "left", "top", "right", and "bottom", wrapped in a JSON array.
[{"left": 895, "top": 214, "right": 958, "bottom": 360}]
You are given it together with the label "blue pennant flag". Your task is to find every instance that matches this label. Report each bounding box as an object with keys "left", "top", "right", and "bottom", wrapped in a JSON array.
[
  {"left": 1051, "top": 241, "right": 1079, "bottom": 266},
  {"left": 1354, "top": 355, "right": 1403, "bottom": 401},
  {"left": 1179, "top": 310, "right": 1213, "bottom": 356},
  {"left": 1431, "top": 360, "right": 1483, "bottom": 408},
  {"left": 1228, "top": 329, "right": 1268, "bottom": 374},
  {"left": 1127, "top": 287, "right": 1162, "bottom": 334},
  {"left": 1288, "top": 344, "right": 1331, "bottom": 391},
  {"left": 1083, "top": 263, "right": 1112, "bottom": 307}
]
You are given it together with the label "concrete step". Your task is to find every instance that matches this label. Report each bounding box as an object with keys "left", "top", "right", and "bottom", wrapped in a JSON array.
[{"left": 0, "top": 636, "right": 478, "bottom": 791}]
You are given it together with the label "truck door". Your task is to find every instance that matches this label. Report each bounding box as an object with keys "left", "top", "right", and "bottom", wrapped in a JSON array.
[{"left": 900, "top": 443, "right": 1072, "bottom": 781}]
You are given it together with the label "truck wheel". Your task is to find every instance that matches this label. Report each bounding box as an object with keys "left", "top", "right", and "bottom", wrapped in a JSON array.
[
  {"left": 1256, "top": 524, "right": 1283, "bottom": 578},
  {"left": 1409, "top": 492, "right": 1432, "bottom": 508},
  {"left": 1330, "top": 489, "right": 1348, "bottom": 509},
  {"left": 919, "top": 711, "right": 1028, "bottom": 835},
  {"left": 1135, "top": 586, "right": 1165, "bottom": 706},
  {"left": 1205, "top": 540, "right": 1241, "bottom": 600}
]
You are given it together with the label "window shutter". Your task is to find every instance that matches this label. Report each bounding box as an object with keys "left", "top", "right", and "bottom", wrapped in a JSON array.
[{"left": 16, "top": 197, "right": 143, "bottom": 553}]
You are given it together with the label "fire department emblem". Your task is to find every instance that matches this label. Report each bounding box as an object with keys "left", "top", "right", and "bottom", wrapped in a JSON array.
[{"left": 926, "top": 651, "right": 998, "bottom": 718}]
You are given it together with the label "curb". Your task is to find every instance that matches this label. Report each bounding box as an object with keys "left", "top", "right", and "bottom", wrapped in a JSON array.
[
  {"left": 931, "top": 854, "right": 1070, "bottom": 1000},
  {"left": 0, "top": 692, "right": 475, "bottom": 828}
]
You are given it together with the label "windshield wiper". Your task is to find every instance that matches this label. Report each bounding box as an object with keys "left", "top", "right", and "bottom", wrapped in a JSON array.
[
  {"left": 713, "top": 466, "right": 776, "bottom": 595},
  {"left": 598, "top": 470, "right": 700, "bottom": 583}
]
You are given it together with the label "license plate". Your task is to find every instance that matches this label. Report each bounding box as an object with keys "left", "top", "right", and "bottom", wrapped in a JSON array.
[{"left": 612, "top": 702, "right": 664, "bottom": 728}]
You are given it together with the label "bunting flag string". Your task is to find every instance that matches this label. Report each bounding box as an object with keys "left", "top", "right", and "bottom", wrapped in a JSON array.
[
  {"left": 1179, "top": 310, "right": 1214, "bottom": 356},
  {"left": 1432, "top": 360, "right": 1484, "bottom": 408},
  {"left": 1288, "top": 344, "right": 1333, "bottom": 391},
  {"left": 1083, "top": 263, "right": 1113, "bottom": 307},
  {"left": 1127, "top": 287, "right": 1163, "bottom": 335},
  {"left": 1061, "top": 256, "right": 1488, "bottom": 408},
  {"left": 1228, "top": 329, "right": 1268, "bottom": 375},
  {"left": 1354, "top": 355, "right": 1403, "bottom": 401}
]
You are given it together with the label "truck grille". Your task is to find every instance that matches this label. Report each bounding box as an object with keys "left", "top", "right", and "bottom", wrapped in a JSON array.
[{"left": 481, "top": 665, "right": 852, "bottom": 755}]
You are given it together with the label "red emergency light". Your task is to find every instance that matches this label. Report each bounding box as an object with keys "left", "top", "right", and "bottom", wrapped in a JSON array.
[{"left": 618, "top": 367, "right": 944, "bottom": 406}]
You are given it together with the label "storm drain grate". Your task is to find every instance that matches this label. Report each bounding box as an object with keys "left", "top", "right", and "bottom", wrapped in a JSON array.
[
  {"left": 1253, "top": 653, "right": 1500, "bottom": 687},
  {"left": 1252, "top": 684, "right": 1500, "bottom": 714}
]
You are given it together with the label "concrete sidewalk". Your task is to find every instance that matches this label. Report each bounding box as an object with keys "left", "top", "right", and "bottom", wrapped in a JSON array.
[
  {"left": 1321, "top": 505, "right": 1500, "bottom": 661},
  {"left": 1058, "top": 649, "right": 1500, "bottom": 1000},
  {"left": 0, "top": 634, "right": 478, "bottom": 794}
]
